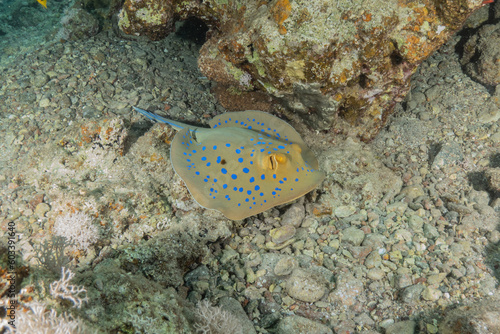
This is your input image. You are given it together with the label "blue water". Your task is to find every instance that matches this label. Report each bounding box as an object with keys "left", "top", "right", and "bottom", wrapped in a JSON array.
[{"left": 0, "top": 0, "right": 74, "bottom": 66}]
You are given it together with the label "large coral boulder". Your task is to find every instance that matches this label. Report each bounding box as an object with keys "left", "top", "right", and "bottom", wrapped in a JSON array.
[{"left": 119, "top": 0, "right": 484, "bottom": 140}]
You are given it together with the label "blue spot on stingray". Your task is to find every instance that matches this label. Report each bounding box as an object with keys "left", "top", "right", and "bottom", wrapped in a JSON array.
[
  {"left": 278, "top": 145, "right": 285, "bottom": 149},
  {"left": 272, "top": 191, "right": 276, "bottom": 195},
  {"left": 226, "top": 143, "right": 231, "bottom": 147},
  {"left": 243, "top": 168, "right": 250, "bottom": 173},
  {"left": 245, "top": 198, "right": 249, "bottom": 202},
  {"left": 255, "top": 185, "right": 260, "bottom": 191},
  {"left": 236, "top": 149, "right": 241, "bottom": 154},
  {"left": 247, "top": 190, "right": 252, "bottom": 195},
  {"left": 223, "top": 184, "right": 228, "bottom": 189},
  {"left": 239, "top": 187, "right": 243, "bottom": 192},
  {"left": 213, "top": 145, "right": 217, "bottom": 150},
  {"left": 206, "top": 162, "right": 211, "bottom": 167},
  {"left": 213, "top": 178, "right": 218, "bottom": 182},
  {"left": 195, "top": 171, "right": 200, "bottom": 175},
  {"left": 273, "top": 174, "right": 277, "bottom": 179},
  {"left": 201, "top": 157, "right": 207, "bottom": 161},
  {"left": 235, "top": 120, "right": 239, "bottom": 123},
  {"left": 260, "top": 192, "right": 264, "bottom": 196},
  {"left": 238, "top": 203, "right": 241, "bottom": 206},
  {"left": 218, "top": 122, "right": 221, "bottom": 125},
  {"left": 192, "top": 150, "right": 197, "bottom": 153},
  {"left": 261, "top": 174, "right": 265, "bottom": 180},
  {"left": 238, "top": 158, "right": 243, "bottom": 163},
  {"left": 284, "top": 177, "right": 287, "bottom": 181},
  {"left": 233, "top": 187, "right": 237, "bottom": 191},
  {"left": 225, "top": 195, "right": 230, "bottom": 200},
  {"left": 217, "top": 156, "right": 221, "bottom": 163},
  {"left": 210, "top": 188, "right": 214, "bottom": 192},
  {"left": 202, "top": 146, "right": 206, "bottom": 151},
  {"left": 204, "top": 179, "right": 208, "bottom": 182},
  {"left": 231, "top": 174, "right": 237, "bottom": 180},
  {"left": 221, "top": 168, "right": 227, "bottom": 174},
  {"left": 260, "top": 149, "right": 265, "bottom": 152},
  {"left": 249, "top": 177, "right": 255, "bottom": 183},
  {"left": 186, "top": 159, "right": 191, "bottom": 162},
  {"left": 190, "top": 140, "right": 193, "bottom": 144},
  {"left": 279, "top": 180, "right": 284, "bottom": 184},
  {"left": 295, "top": 178, "right": 299, "bottom": 182}
]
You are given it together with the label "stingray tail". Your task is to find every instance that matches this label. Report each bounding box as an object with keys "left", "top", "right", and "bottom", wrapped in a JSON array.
[{"left": 132, "top": 106, "right": 185, "bottom": 130}]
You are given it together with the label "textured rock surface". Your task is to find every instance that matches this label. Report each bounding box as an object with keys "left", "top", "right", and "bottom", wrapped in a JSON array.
[
  {"left": 118, "top": 0, "right": 484, "bottom": 140},
  {"left": 461, "top": 23, "right": 500, "bottom": 86},
  {"left": 440, "top": 293, "right": 500, "bottom": 334}
]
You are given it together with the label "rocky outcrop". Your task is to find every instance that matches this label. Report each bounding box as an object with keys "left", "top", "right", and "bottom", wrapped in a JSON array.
[{"left": 118, "top": 0, "right": 485, "bottom": 140}]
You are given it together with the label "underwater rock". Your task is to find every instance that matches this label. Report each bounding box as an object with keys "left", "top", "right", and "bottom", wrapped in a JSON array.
[
  {"left": 118, "top": 0, "right": 484, "bottom": 140},
  {"left": 57, "top": 8, "right": 100, "bottom": 41},
  {"left": 461, "top": 22, "right": 500, "bottom": 87},
  {"left": 439, "top": 293, "right": 500, "bottom": 334}
]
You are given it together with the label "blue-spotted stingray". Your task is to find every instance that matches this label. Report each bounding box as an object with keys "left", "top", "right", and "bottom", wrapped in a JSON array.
[{"left": 134, "top": 107, "right": 325, "bottom": 220}]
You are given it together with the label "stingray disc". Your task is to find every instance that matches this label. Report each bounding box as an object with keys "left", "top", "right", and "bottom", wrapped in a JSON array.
[{"left": 170, "top": 111, "right": 325, "bottom": 220}]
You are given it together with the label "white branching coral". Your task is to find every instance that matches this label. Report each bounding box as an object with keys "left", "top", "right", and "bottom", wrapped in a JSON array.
[
  {"left": 53, "top": 212, "right": 99, "bottom": 250},
  {"left": 0, "top": 301, "right": 92, "bottom": 334},
  {"left": 194, "top": 300, "right": 243, "bottom": 334},
  {"left": 50, "top": 267, "right": 88, "bottom": 308}
]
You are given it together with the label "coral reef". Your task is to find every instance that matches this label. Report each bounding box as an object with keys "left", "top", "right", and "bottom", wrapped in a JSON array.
[{"left": 118, "top": 0, "right": 485, "bottom": 140}]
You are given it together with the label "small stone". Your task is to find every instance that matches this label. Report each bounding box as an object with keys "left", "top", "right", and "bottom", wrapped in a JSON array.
[
  {"left": 394, "top": 228, "right": 412, "bottom": 242},
  {"left": 281, "top": 203, "right": 305, "bottom": 227},
  {"left": 329, "top": 273, "right": 363, "bottom": 306},
  {"left": 423, "top": 224, "right": 439, "bottom": 239},
  {"left": 365, "top": 251, "right": 382, "bottom": 269},
  {"left": 427, "top": 273, "right": 447, "bottom": 285},
  {"left": 431, "top": 142, "right": 464, "bottom": 169},
  {"left": 220, "top": 247, "right": 239, "bottom": 264},
  {"left": 422, "top": 286, "right": 442, "bottom": 301},
  {"left": 34, "top": 203, "right": 51, "bottom": 217},
  {"left": 347, "top": 245, "right": 372, "bottom": 260},
  {"left": 385, "top": 320, "right": 416, "bottom": 334},
  {"left": 401, "top": 284, "right": 424, "bottom": 304},
  {"left": 386, "top": 201, "right": 408, "bottom": 216},
  {"left": 285, "top": 269, "right": 327, "bottom": 303},
  {"left": 367, "top": 268, "right": 385, "bottom": 280},
  {"left": 342, "top": 226, "right": 365, "bottom": 246},
  {"left": 394, "top": 273, "right": 413, "bottom": 289},
  {"left": 270, "top": 225, "right": 296, "bottom": 244},
  {"left": 39, "top": 98, "right": 50, "bottom": 108},
  {"left": 408, "top": 215, "right": 424, "bottom": 232},
  {"left": 335, "top": 205, "right": 356, "bottom": 218},
  {"left": 400, "top": 185, "right": 425, "bottom": 201},
  {"left": 277, "top": 316, "right": 332, "bottom": 334},
  {"left": 32, "top": 74, "right": 50, "bottom": 88},
  {"left": 274, "top": 256, "right": 298, "bottom": 276}
]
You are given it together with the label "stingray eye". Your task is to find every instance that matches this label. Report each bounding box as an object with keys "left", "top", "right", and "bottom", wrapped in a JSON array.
[
  {"left": 267, "top": 154, "right": 286, "bottom": 170},
  {"left": 275, "top": 154, "right": 287, "bottom": 164}
]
